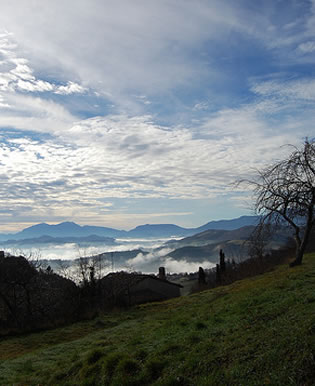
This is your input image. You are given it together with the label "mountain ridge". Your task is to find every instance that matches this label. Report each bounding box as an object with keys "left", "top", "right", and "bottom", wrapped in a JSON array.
[{"left": 0, "top": 215, "right": 260, "bottom": 242}]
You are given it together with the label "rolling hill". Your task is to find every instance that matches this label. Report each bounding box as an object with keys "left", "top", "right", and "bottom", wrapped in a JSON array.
[{"left": 162, "top": 224, "right": 292, "bottom": 263}]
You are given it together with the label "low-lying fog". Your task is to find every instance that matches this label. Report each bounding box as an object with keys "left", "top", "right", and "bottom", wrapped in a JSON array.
[{"left": 2, "top": 237, "right": 216, "bottom": 275}]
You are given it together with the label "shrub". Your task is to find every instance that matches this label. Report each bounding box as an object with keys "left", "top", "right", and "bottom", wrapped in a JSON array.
[
  {"left": 195, "top": 321, "right": 207, "bottom": 330},
  {"left": 103, "top": 352, "right": 123, "bottom": 377},
  {"left": 134, "top": 348, "right": 148, "bottom": 361},
  {"left": 145, "top": 357, "right": 165, "bottom": 380},
  {"left": 79, "top": 362, "right": 101, "bottom": 384},
  {"left": 86, "top": 348, "right": 104, "bottom": 365},
  {"left": 116, "top": 357, "right": 140, "bottom": 376}
]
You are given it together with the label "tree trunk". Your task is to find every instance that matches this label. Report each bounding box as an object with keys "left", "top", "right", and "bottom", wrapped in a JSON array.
[
  {"left": 290, "top": 217, "right": 313, "bottom": 267},
  {"left": 289, "top": 248, "right": 304, "bottom": 267}
]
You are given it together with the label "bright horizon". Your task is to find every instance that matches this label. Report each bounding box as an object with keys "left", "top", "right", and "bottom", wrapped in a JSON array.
[{"left": 1, "top": 1, "right": 314, "bottom": 232}]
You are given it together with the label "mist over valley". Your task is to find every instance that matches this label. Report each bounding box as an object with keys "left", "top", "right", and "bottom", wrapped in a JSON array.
[{"left": 0, "top": 215, "right": 291, "bottom": 276}]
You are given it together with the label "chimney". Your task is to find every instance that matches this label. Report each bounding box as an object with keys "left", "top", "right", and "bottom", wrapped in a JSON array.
[{"left": 158, "top": 267, "right": 166, "bottom": 280}]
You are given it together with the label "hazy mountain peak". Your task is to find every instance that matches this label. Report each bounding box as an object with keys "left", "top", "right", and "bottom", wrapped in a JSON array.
[
  {"left": 53, "top": 222, "right": 81, "bottom": 228},
  {"left": 0, "top": 216, "right": 261, "bottom": 242}
]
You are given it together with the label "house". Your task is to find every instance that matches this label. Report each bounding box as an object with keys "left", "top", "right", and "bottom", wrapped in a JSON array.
[{"left": 99, "top": 267, "right": 182, "bottom": 306}]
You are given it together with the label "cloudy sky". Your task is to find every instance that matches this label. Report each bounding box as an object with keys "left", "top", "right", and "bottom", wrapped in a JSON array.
[{"left": 0, "top": 0, "right": 314, "bottom": 232}]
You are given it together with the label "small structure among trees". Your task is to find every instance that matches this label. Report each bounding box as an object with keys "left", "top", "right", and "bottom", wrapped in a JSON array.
[
  {"left": 244, "top": 139, "right": 315, "bottom": 267},
  {"left": 99, "top": 268, "right": 182, "bottom": 307},
  {"left": 0, "top": 251, "right": 183, "bottom": 335}
]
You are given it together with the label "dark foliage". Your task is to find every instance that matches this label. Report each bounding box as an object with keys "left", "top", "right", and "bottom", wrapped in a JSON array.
[
  {"left": 193, "top": 245, "right": 294, "bottom": 293},
  {"left": 0, "top": 252, "right": 181, "bottom": 335},
  {"left": 198, "top": 267, "right": 206, "bottom": 285},
  {"left": 0, "top": 252, "right": 79, "bottom": 335}
]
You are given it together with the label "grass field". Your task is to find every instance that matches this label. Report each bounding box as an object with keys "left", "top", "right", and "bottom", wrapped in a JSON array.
[{"left": 0, "top": 254, "right": 314, "bottom": 385}]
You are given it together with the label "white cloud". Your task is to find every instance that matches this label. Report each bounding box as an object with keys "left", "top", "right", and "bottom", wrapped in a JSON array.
[
  {"left": 193, "top": 102, "right": 209, "bottom": 111},
  {"left": 0, "top": 32, "right": 86, "bottom": 97},
  {"left": 164, "top": 258, "right": 215, "bottom": 274},
  {"left": 0, "top": 1, "right": 283, "bottom": 107},
  {"left": 251, "top": 78, "right": 315, "bottom": 101},
  {"left": 298, "top": 41, "right": 315, "bottom": 53},
  {"left": 125, "top": 248, "right": 216, "bottom": 273},
  {"left": 0, "top": 103, "right": 306, "bottom": 232},
  {"left": 55, "top": 81, "right": 86, "bottom": 95},
  {"left": 0, "top": 94, "right": 9, "bottom": 108},
  {"left": 127, "top": 248, "right": 174, "bottom": 266},
  {"left": 0, "top": 1, "right": 313, "bottom": 112},
  {"left": 0, "top": 92, "right": 76, "bottom": 133}
]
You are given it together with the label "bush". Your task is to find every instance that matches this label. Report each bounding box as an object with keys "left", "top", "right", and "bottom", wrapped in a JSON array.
[
  {"left": 116, "top": 357, "right": 140, "bottom": 375},
  {"left": 86, "top": 348, "right": 104, "bottom": 365},
  {"left": 103, "top": 352, "right": 123, "bottom": 377},
  {"left": 145, "top": 357, "right": 165, "bottom": 380}
]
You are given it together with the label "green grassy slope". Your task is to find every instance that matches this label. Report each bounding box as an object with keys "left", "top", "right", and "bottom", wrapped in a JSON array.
[{"left": 0, "top": 254, "right": 314, "bottom": 385}]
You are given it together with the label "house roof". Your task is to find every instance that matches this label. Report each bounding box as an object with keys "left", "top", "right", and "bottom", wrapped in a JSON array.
[{"left": 99, "top": 271, "right": 182, "bottom": 297}]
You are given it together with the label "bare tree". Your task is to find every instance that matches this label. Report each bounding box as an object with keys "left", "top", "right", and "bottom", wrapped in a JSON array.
[
  {"left": 56, "top": 260, "right": 74, "bottom": 281},
  {"left": 73, "top": 245, "right": 111, "bottom": 285},
  {"left": 245, "top": 139, "right": 315, "bottom": 266},
  {"left": 247, "top": 220, "right": 273, "bottom": 259},
  {"left": 4, "top": 248, "right": 44, "bottom": 270}
]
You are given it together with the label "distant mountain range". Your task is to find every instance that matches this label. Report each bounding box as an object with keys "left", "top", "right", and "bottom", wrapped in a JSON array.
[
  {"left": 2, "top": 217, "right": 292, "bottom": 274},
  {"left": 0, "top": 234, "right": 116, "bottom": 246},
  {"left": 0, "top": 216, "right": 260, "bottom": 244}
]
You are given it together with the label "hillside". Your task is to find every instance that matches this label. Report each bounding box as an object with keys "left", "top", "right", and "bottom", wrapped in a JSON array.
[
  {"left": 0, "top": 254, "right": 314, "bottom": 385},
  {"left": 166, "top": 225, "right": 291, "bottom": 248},
  {"left": 174, "top": 225, "right": 256, "bottom": 244},
  {"left": 165, "top": 241, "right": 245, "bottom": 263},
  {"left": 193, "top": 215, "right": 260, "bottom": 232},
  {"left": 163, "top": 225, "right": 292, "bottom": 263},
  {"left": 164, "top": 226, "right": 256, "bottom": 254}
]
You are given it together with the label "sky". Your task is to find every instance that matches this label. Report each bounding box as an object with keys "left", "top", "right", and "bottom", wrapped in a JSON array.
[{"left": 0, "top": 0, "right": 315, "bottom": 233}]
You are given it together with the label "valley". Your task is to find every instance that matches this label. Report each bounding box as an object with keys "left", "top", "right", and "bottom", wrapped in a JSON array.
[{"left": 0, "top": 216, "right": 292, "bottom": 276}]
